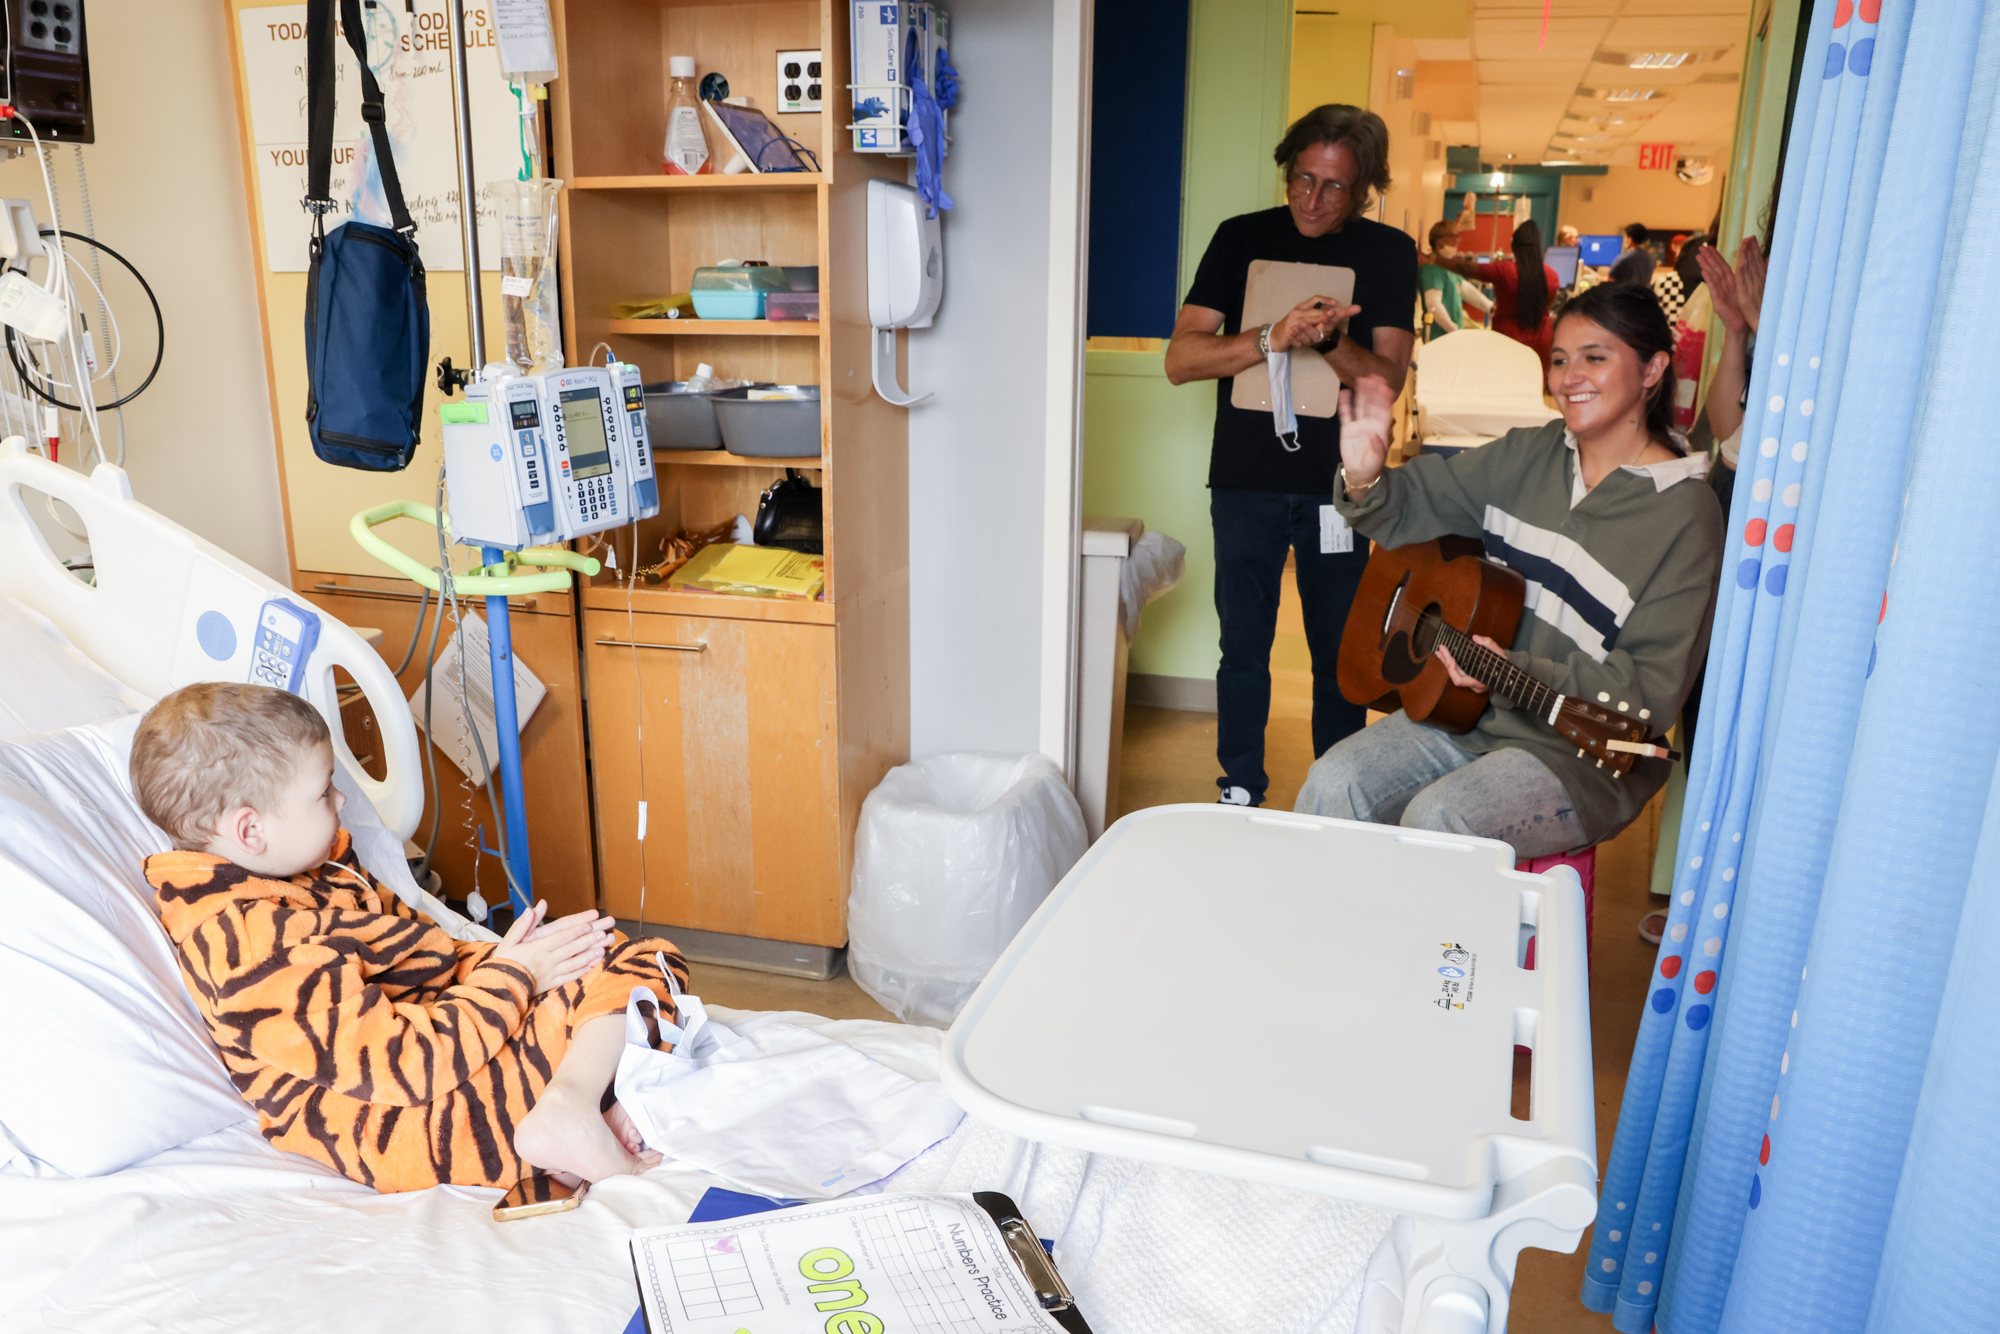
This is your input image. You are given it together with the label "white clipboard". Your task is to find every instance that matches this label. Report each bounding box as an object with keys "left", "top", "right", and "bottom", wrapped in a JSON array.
[{"left": 1229, "top": 260, "right": 1357, "bottom": 419}]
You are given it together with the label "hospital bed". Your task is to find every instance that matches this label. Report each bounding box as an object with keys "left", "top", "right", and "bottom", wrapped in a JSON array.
[
  {"left": 0, "top": 444, "right": 1591, "bottom": 1333},
  {"left": 1412, "top": 329, "right": 1561, "bottom": 458}
]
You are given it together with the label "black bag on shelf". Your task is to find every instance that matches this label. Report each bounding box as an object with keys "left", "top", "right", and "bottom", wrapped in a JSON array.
[
  {"left": 301, "top": 0, "right": 429, "bottom": 472},
  {"left": 754, "top": 470, "right": 824, "bottom": 554}
]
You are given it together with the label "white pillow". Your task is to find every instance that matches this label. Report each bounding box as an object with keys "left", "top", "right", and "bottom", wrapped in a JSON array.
[
  {"left": 0, "top": 715, "right": 252, "bottom": 1177},
  {"left": 0, "top": 709, "right": 493, "bottom": 1178},
  {"left": 0, "top": 592, "right": 151, "bottom": 738}
]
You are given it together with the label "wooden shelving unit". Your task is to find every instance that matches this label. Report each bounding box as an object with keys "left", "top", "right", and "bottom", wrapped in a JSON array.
[
  {"left": 605, "top": 318, "right": 821, "bottom": 337},
  {"left": 654, "top": 448, "right": 824, "bottom": 467},
  {"left": 571, "top": 173, "right": 826, "bottom": 192},
  {"left": 549, "top": 0, "right": 907, "bottom": 954}
]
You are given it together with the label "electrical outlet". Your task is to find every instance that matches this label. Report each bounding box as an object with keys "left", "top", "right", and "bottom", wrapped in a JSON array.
[{"left": 776, "top": 49, "right": 822, "bottom": 114}]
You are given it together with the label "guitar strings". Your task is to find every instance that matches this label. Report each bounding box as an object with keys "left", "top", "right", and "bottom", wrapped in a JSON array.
[{"left": 1415, "top": 608, "right": 1558, "bottom": 717}]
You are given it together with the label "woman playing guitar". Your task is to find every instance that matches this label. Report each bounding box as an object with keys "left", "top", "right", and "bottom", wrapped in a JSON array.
[{"left": 1296, "top": 282, "right": 1724, "bottom": 855}]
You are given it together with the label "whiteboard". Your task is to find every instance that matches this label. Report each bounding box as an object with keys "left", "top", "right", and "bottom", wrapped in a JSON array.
[{"left": 238, "top": 3, "right": 533, "bottom": 273}]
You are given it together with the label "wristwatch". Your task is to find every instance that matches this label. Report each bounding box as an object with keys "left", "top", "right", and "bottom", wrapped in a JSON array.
[
  {"left": 1314, "top": 328, "right": 1342, "bottom": 355},
  {"left": 1255, "top": 322, "right": 1274, "bottom": 357}
]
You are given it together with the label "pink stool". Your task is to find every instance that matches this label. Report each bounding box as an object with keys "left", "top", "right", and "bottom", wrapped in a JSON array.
[{"left": 1515, "top": 846, "right": 1596, "bottom": 975}]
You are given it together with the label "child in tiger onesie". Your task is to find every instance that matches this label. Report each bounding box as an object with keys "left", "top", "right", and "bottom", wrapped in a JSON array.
[{"left": 133, "top": 680, "right": 687, "bottom": 1194}]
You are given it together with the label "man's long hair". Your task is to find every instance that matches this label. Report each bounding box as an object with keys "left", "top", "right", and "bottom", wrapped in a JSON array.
[{"left": 1273, "top": 105, "right": 1392, "bottom": 213}]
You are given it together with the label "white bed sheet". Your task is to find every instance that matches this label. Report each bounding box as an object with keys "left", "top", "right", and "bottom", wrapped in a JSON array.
[
  {"left": 0, "top": 1007, "right": 1401, "bottom": 1334},
  {"left": 0, "top": 567, "right": 1407, "bottom": 1333}
]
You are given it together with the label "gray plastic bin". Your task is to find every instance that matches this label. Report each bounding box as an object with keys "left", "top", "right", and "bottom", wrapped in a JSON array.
[
  {"left": 715, "top": 386, "right": 823, "bottom": 459},
  {"left": 643, "top": 381, "right": 727, "bottom": 450}
]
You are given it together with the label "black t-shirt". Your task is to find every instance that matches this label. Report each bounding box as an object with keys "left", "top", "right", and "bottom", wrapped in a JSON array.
[{"left": 1184, "top": 207, "right": 1418, "bottom": 494}]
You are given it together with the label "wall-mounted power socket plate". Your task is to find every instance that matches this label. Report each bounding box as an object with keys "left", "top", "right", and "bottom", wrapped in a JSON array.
[{"left": 776, "top": 49, "right": 822, "bottom": 114}]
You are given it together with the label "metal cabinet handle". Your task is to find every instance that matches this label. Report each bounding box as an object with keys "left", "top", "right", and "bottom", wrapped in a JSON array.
[
  {"left": 595, "top": 638, "right": 707, "bottom": 653},
  {"left": 313, "top": 581, "right": 539, "bottom": 610}
]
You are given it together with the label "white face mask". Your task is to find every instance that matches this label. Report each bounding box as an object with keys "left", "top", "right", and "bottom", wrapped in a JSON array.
[{"left": 1268, "top": 346, "right": 1301, "bottom": 451}]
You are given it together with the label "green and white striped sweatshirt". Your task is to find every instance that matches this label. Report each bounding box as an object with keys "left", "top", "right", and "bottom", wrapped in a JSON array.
[{"left": 1336, "top": 418, "right": 1725, "bottom": 845}]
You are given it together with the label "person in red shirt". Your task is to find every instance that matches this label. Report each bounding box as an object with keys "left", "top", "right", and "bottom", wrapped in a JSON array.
[{"left": 1430, "top": 219, "right": 1563, "bottom": 373}]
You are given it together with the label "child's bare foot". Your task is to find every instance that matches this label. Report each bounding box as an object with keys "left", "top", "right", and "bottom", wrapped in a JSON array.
[
  {"left": 604, "top": 1099, "right": 659, "bottom": 1165},
  {"left": 515, "top": 1084, "right": 658, "bottom": 1183}
]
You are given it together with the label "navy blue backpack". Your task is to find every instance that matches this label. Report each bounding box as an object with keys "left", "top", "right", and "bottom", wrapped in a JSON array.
[{"left": 301, "top": 0, "right": 429, "bottom": 471}]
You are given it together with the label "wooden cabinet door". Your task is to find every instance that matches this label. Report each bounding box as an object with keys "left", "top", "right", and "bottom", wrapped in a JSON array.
[
  {"left": 585, "top": 609, "right": 843, "bottom": 946},
  {"left": 301, "top": 574, "right": 598, "bottom": 919}
]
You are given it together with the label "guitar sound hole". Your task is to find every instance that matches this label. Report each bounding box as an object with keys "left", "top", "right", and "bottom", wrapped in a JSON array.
[
  {"left": 1383, "top": 604, "right": 1447, "bottom": 686},
  {"left": 1381, "top": 631, "right": 1422, "bottom": 684},
  {"left": 1412, "top": 604, "right": 1443, "bottom": 659}
]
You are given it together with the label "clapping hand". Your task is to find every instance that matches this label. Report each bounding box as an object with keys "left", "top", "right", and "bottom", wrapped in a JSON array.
[
  {"left": 1698, "top": 237, "right": 1769, "bottom": 336},
  {"left": 1272, "top": 294, "right": 1357, "bottom": 353},
  {"left": 1337, "top": 374, "right": 1398, "bottom": 494},
  {"left": 493, "top": 901, "right": 616, "bottom": 995}
]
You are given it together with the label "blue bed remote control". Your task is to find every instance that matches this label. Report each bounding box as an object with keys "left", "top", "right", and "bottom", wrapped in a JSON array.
[{"left": 249, "top": 598, "right": 321, "bottom": 695}]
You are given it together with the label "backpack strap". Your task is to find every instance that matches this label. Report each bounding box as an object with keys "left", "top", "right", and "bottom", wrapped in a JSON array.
[
  {"left": 303, "top": 0, "right": 337, "bottom": 236},
  {"left": 339, "top": 0, "right": 416, "bottom": 236}
]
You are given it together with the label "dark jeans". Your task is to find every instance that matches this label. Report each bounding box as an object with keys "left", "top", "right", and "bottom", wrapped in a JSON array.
[{"left": 1211, "top": 488, "right": 1370, "bottom": 802}]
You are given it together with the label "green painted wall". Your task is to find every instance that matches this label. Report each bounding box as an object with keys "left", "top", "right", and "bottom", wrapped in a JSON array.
[
  {"left": 1086, "top": 0, "right": 1292, "bottom": 683},
  {"left": 1178, "top": 0, "right": 1295, "bottom": 295}
]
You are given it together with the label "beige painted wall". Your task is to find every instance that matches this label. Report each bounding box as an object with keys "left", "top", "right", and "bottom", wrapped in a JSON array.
[
  {"left": 1559, "top": 166, "right": 1725, "bottom": 238},
  {"left": 0, "top": 0, "right": 288, "bottom": 580},
  {"left": 1368, "top": 27, "right": 1442, "bottom": 244},
  {"left": 1289, "top": 14, "right": 1373, "bottom": 125}
]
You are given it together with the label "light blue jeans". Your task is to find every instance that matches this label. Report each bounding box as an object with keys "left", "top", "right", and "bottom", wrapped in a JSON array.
[{"left": 1292, "top": 711, "right": 1588, "bottom": 857}]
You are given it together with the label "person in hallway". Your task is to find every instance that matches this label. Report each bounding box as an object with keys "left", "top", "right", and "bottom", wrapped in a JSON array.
[
  {"left": 1610, "top": 222, "right": 1658, "bottom": 287},
  {"left": 1294, "top": 283, "right": 1724, "bottom": 856},
  {"left": 1165, "top": 102, "right": 1418, "bottom": 808},
  {"left": 1556, "top": 223, "right": 1581, "bottom": 249},
  {"left": 1674, "top": 230, "right": 1708, "bottom": 303},
  {"left": 1427, "top": 219, "right": 1562, "bottom": 373},
  {"left": 1418, "top": 221, "right": 1493, "bottom": 339}
]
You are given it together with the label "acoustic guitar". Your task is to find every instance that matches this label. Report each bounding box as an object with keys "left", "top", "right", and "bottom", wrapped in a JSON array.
[{"left": 1336, "top": 537, "right": 1679, "bottom": 776}]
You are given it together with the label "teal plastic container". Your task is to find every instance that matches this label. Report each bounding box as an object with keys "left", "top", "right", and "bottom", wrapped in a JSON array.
[{"left": 690, "top": 265, "right": 789, "bottom": 319}]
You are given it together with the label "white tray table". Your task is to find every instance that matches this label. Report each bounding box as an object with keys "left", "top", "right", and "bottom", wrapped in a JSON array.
[{"left": 940, "top": 805, "right": 1599, "bottom": 1334}]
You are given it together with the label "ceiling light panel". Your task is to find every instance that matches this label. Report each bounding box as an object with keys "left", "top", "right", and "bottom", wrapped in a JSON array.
[{"left": 1629, "top": 51, "right": 1691, "bottom": 67}]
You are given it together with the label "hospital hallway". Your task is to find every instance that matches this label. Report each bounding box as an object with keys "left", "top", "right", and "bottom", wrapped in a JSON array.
[{"left": 704, "top": 559, "right": 1656, "bottom": 1331}]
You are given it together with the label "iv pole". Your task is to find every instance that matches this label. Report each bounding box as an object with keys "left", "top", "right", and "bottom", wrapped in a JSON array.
[{"left": 443, "top": 0, "right": 535, "bottom": 921}]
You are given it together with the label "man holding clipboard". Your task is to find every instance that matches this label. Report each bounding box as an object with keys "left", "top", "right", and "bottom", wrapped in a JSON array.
[{"left": 1166, "top": 104, "right": 1418, "bottom": 807}]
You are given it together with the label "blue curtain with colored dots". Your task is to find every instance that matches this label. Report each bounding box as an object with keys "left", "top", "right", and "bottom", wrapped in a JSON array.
[{"left": 1581, "top": 2, "right": 2000, "bottom": 1331}]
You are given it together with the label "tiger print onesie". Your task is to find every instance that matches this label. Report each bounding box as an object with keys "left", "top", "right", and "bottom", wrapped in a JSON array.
[{"left": 146, "top": 831, "right": 686, "bottom": 1193}]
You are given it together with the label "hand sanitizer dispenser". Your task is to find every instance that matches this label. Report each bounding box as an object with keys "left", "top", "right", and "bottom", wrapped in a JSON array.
[{"left": 867, "top": 179, "right": 942, "bottom": 406}]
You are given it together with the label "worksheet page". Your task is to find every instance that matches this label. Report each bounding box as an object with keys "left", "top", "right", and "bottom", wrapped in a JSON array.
[{"left": 631, "top": 1195, "right": 1069, "bottom": 1334}]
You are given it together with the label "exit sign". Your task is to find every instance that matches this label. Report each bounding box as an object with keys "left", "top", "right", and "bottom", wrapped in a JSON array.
[{"left": 1638, "top": 143, "right": 1676, "bottom": 170}]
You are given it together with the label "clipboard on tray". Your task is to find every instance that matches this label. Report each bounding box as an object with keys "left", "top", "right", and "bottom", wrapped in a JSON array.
[
  {"left": 1229, "top": 259, "right": 1356, "bottom": 420},
  {"left": 624, "top": 1187, "right": 1093, "bottom": 1334},
  {"left": 973, "top": 1190, "right": 1094, "bottom": 1334}
]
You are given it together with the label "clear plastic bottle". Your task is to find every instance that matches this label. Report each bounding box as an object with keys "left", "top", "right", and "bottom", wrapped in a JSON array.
[
  {"left": 684, "top": 362, "right": 716, "bottom": 393},
  {"left": 662, "top": 56, "right": 710, "bottom": 176}
]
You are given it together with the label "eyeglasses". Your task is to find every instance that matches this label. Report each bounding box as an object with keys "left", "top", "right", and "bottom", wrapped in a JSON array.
[{"left": 1287, "top": 170, "right": 1355, "bottom": 207}]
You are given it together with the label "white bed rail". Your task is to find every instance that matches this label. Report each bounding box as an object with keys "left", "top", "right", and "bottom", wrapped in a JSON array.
[{"left": 0, "top": 442, "right": 423, "bottom": 840}]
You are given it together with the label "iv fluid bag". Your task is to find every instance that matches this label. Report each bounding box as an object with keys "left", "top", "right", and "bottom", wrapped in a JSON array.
[{"left": 484, "top": 178, "right": 564, "bottom": 377}]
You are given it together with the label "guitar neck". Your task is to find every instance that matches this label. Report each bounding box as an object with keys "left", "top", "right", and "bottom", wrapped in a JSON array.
[
  {"left": 1429, "top": 619, "right": 1562, "bottom": 722},
  {"left": 1422, "top": 612, "right": 1677, "bottom": 770}
]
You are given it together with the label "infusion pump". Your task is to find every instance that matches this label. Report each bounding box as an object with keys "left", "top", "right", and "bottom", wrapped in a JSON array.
[{"left": 440, "top": 364, "right": 660, "bottom": 551}]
